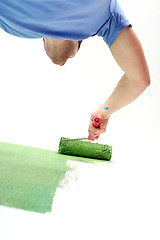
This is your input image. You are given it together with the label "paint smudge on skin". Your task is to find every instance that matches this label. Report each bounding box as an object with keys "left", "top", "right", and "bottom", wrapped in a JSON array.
[{"left": 104, "top": 107, "right": 109, "bottom": 110}]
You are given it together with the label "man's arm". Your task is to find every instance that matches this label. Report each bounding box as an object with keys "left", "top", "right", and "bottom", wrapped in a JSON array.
[{"left": 89, "top": 26, "right": 150, "bottom": 139}]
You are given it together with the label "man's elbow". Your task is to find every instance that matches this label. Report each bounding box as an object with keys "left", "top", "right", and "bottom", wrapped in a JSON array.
[
  {"left": 141, "top": 71, "right": 151, "bottom": 89},
  {"left": 128, "top": 70, "right": 150, "bottom": 94},
  {"left": 136, "top": 69, "right": 151, "bottom": 91}
]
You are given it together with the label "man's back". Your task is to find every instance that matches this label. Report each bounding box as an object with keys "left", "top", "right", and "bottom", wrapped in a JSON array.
[{"left": 0, "top": 0, "right": 113, "bottom": 39}]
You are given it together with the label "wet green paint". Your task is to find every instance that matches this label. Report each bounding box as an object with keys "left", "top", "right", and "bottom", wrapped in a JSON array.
[
  {"left": 59, "top": 137, "right": 112, "bottom": 160},
  {"left": 0, "top": 142, "right": 111, "bottom": 214},
  {"left": 0, "top": 142, "right": 73, "bottom": 213}
]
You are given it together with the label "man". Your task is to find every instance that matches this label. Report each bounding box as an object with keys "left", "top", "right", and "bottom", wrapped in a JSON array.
[{"left": 0, "top": 0, "right": 150, "bottom": 139}]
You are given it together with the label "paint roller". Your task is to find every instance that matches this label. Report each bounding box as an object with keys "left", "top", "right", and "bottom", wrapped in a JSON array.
[{"left": 58, "top": 117, "right": 112, "bottom": 160}]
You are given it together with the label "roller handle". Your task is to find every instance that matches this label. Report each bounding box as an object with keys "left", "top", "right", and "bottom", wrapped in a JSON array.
[
  {"left": 92, "top": 117, "right": 101, "bottom": 128},
  {"left": 88, "top": 117, "right": 101, "bottom": 141}
]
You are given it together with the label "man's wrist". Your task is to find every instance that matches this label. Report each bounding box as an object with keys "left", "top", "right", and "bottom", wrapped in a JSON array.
[{"left": 101, "top": 102, "right": 111, "bottom": 119}]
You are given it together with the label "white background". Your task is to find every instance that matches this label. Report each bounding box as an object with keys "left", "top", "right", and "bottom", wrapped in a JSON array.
[{"left": 0, "top": 0, "right": 160, "bottom": 239}]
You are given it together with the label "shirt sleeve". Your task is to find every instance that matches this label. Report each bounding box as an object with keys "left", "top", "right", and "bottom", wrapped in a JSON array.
[{"left": 95, "top": 1, "right": 131, "bottom": 48}]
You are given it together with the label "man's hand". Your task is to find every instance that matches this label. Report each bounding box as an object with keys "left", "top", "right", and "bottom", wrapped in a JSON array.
[{"left": 88, "top": 105, "right": 110, "bottom": 140}]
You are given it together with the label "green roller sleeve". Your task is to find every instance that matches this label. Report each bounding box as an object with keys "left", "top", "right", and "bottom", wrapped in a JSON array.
[{"left": 58, "top": 137, "right": 112, "bottom": 161}]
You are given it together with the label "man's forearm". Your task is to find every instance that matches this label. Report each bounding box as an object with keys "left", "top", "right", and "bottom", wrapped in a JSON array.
[
  {"left": 103, "top": 72, "right": 150, "bottom": 117},
  {"left": 88, "top": 72, "right": 150, "bottom": 139}
]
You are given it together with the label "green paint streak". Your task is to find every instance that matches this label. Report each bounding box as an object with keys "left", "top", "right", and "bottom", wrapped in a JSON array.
[
  {"left": 0, "top": 141, "right": 111, "bottom": 214},
  {"left": 0, "top": 142, "right": 72, "bottom": 213}
]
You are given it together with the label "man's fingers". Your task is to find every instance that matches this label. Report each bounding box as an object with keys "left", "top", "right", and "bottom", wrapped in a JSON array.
[
  {"left": 88, "top": 119, "right": 108, "bottom": 139},
  {"left": 99, "top": 119, "right": 108, "bottom": 129}
]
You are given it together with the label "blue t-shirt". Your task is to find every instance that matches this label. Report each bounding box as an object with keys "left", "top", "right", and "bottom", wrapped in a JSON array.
[{"left": 0, "top": 0, "right": 130, "bottom": 47}]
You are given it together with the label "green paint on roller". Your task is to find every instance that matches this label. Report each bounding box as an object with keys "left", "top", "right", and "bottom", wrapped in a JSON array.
[
  {"left": 0, "top": 142, "right": 72, "bottom": 213},
  {"left": 58, "top": 138, "right": 112, "bottom": 160}
]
